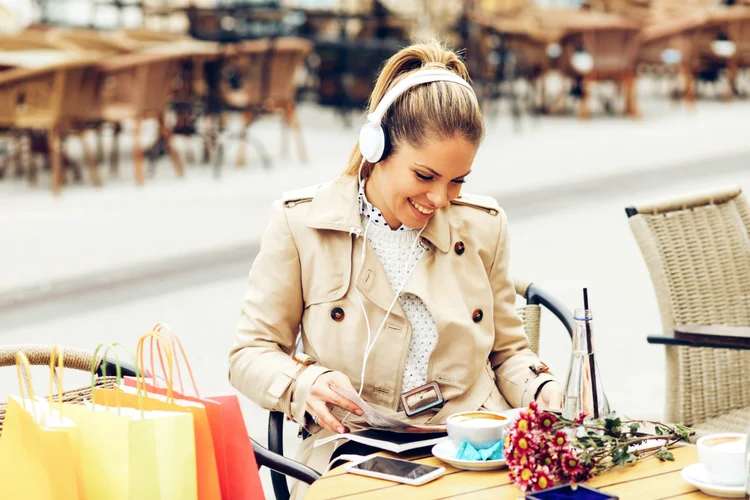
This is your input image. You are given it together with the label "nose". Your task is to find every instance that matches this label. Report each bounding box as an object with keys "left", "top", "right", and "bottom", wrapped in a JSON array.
[{"left": 425, "top": 186, "right": 449, "bottom": 208}]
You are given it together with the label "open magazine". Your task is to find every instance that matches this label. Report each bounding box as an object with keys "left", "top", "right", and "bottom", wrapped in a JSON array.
[{"left": 331, "top": 386, "right": 446, "bottom": 433}]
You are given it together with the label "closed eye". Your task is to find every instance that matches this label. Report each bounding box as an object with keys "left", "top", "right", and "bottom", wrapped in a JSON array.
[{"left": 415, "top": 171, "right": 433, "bottom": 181}]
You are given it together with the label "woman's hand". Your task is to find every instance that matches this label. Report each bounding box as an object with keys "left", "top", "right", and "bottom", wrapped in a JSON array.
[
  {"left": 306, "top": 371, "right": 364, "bottom": 434},
  {"left": 535, "top": 381, "right": 563, "bottom": 411}
]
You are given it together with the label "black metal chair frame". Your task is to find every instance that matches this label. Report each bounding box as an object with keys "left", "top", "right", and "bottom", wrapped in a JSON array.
[{"left": 265, "top": 282, "right": 573, "bottom": 500}]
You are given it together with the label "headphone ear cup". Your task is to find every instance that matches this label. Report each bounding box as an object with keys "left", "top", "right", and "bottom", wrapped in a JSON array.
[{"left": 359, "top": 122, "right": 385, "bottom": 163}]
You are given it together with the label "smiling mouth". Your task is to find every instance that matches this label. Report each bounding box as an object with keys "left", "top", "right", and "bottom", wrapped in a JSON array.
[{"left": 409, "top": 198, "right": 435, "bottom": 215}]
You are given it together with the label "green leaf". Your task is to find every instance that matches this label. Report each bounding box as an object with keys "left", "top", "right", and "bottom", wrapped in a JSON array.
[
  {"left": 629, "top": 423, "right": 640, "bottom": 435},
  {"left": 655, "top": 426, "right": 663, "bottom": 435},
  {"left": 655, "top": 447, "right": 674, "bottom": 461}
]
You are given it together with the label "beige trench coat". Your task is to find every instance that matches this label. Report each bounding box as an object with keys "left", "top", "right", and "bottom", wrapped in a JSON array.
[{"left": 229, "top": 175, "right": 556, "bottom": 495}]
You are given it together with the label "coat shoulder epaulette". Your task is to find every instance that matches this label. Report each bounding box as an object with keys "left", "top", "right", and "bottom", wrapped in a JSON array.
[
  {"left": 282, "top": 184, "right": 320, "bottom": 208},
  {"left": 450, "top": 192, "right": 500, "bottom": 216}
]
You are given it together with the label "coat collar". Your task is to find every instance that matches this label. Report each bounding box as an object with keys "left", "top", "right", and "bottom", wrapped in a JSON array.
[{"left": 306, "top": 175, "right": 451, "bottom": 253}]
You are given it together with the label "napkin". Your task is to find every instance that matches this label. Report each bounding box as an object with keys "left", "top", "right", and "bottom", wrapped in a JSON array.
[{"left": 455, "top": 440, "right": 504, "bottom": 461}]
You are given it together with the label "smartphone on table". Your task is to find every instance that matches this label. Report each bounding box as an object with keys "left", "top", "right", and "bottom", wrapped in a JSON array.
[{"left": 344, "top": 454, "right": 445, "bottom": 486}]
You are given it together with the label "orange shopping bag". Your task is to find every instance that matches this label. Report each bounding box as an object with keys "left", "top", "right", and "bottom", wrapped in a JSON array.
[
  {"left": 121, "top": 323, "right": 264, "bottom": 500},
  {"left": 0, "top": 351, "right": 84, "bottom": 500},
  {"left": 94, "top": 332, "right": 222, "bottom": 500}
]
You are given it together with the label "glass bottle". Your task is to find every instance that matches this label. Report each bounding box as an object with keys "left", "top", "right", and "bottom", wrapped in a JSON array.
[{"left": 562, "top": 308, "right": 611, "bottom": 421}]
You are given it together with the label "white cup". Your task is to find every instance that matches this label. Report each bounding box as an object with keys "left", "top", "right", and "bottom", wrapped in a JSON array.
[
  {"left": 447, "top": 411, "right": 511, "bottom": 450},
  {"left": 696, "top": 433, "right": 747, "bottom": 486}
]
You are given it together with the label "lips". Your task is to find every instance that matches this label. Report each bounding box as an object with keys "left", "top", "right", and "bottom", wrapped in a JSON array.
[{"left": 409, "top": 198, "right": 435, "bottom": 215}]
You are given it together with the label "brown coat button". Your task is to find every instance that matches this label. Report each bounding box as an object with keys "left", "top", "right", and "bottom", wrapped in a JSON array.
[
  {"left": 472, "top": 309, "right": 483, "bottom": 323},
  {"left": 454, "top": 241, "right": 465, "bottom": 255},
  {"left": 331, "top": 307, "right": 345, "bottom": 322}
]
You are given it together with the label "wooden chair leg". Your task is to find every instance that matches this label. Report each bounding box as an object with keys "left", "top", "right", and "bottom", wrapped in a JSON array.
[
  {"left": 624, "top": 73, "right": 641, "bottom": 119},
  {"left": 287, "top": 103, "right": 307, "bottom": 164},
  {"left": 48, "top": 128, "right": 63, "bottom": 194},
  {"left": 81, "top": 131, "right": 103, "bottom": 187},
  {"left": 110, "top": 122, "right": 120, "bottom": 176},
  {"left": 236, "top": 110, "right": 253, "bottom": 168},
  {"left": 158, "top": 115, "right": 184, "bottom": 178},
  {"left": 133, "top": 118, "right": 145, "bottom": 186}
]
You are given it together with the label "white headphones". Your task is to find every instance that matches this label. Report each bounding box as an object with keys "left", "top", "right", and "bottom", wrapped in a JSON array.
[{"left": 358, "top": 69, "right": 475, "bottom": 164}]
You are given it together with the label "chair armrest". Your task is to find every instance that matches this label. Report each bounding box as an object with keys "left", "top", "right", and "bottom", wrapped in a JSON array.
[
  {"left": 525, "top": 283, "right": 574, "bottom": 338},
  {"left": 251, "top": 438, "right": 321, "bottom": 485},
  {"left": 648, "top": 331, "right": 750, "bottom": 351}
]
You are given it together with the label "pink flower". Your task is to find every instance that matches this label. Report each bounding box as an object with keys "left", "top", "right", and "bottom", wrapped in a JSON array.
[
  {"left": 537, "top": 449, "right": 555, "bottom": 469},
  {"left": 538, "top": 412, "right": 557, "bottom": 432},
  {"left": 560, "top": 451, "right": 584, "bottom": 477},
  {"left": 516, "top": 415, "right": 532, "bottom": 433},
  {"left": 512, "top": 431, "right": 534, "bottom": 456},
  {"left": 532, "top": 466, "right": 555, "bottom": 491},
  {"left": 552, "top": 430, "right": 568, "bottom": 450},
  {"left": 514, "top": 465, "right": 534, "bottom": 491}
]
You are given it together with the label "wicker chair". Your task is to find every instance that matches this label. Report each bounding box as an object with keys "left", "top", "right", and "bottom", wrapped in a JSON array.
[
  {"left": 626, "top": 185, "right": 750, "bottom": 436},
  {"left": 265, "top": 279, "right": 573, "bottom": 500}
]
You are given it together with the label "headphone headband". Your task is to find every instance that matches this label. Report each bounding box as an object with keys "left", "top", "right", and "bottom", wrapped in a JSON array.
[
  {"left": 359, "top": 68, "right": 475, "bottom": 164},
  {"left": 367, "top": 69, "right": 474, "bottom": 125}
]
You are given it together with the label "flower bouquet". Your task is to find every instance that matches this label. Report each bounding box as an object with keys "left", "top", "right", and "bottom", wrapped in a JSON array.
[{"left": 503, "top": 402, "right": 693, "bottom": 492}]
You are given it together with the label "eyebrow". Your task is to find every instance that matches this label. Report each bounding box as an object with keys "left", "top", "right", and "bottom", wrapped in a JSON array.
[{"left": 413, "top": 163, "right": 472, "bottom": 180}]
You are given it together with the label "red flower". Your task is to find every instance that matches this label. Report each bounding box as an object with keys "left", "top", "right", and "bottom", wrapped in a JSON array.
[
  {"left": 561, "top": 451, "right": 584, "bottom": 477},
  {"left": 552, "top": 430, "right": 568, "bottom": 450},
  {"left": 511, "top": 431, "right": 534, "bottom": 456},
  {"left": 574, "top": 412, "right": 586, "bottom": 424},
  {"left": 539, "top": 412, "right": 557, "bottom": 432},
  {"left": 537, "top": 449, "right": 555, "bottom": 469},
  {"left": 532, "top": 466, "right": 555, "bottom": 491},
  {"left": 514, "top": 465, "right": 534, "bottom": 491},
  {"left": 516, "top": 415, "right": 532, "bottom": 433}
]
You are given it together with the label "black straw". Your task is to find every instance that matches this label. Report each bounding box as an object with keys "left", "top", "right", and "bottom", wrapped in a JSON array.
[{"left": 583, "top": 288, "right": 599, "bottom": 419}]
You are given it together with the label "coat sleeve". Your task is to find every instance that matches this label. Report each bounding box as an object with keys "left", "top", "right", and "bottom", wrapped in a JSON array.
[
  {"left": 487, "top": 208, "right": 556, "bottom": 407},
  {"left": 229, "top": 201, "right": 330, "bottom": 425}
]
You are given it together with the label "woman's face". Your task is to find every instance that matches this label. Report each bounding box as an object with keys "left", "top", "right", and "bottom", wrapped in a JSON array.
[{"left": 366, "top": 134, "right": 477, "bottom": 229}]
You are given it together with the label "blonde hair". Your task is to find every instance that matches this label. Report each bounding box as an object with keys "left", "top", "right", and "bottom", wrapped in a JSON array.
[{"left": 345, "top": 40, "right": 484, "bottom": 179}]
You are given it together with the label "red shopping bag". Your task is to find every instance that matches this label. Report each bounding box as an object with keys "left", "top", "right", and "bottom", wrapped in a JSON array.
[{"left": 123, "top": 324, "right": 264, "bottom": 500}]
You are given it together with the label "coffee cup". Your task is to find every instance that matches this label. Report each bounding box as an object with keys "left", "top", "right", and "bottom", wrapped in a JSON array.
[
  {"left": 447, "top": 411, "right": 511, "bottom": 450},
  {"left": 696, "top": 433, "right": 747, "bottom": 486}
]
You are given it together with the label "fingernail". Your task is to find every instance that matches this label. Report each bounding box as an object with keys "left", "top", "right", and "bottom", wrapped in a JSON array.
[
  {"left": 355, "top": 409, "right": 364, "bottom": 416},
  {"left": 337, "top": 426, "right": 345, "bottom": 434}
]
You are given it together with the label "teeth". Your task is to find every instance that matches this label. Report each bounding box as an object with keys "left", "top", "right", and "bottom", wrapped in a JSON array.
[{"left": 410, "top": 199, "right": 434, "bottom": 215}]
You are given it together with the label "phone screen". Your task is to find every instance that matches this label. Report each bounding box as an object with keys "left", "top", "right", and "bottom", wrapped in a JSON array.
[{"left": 353, "top": 457, "right": 440, "bottom": 480}]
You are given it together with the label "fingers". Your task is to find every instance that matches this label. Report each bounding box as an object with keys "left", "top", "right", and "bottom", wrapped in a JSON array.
[
  {"left": 307, "top": 400, "right": 346, "bottom": 434},
  {"left": 325, "top": 376, "right": 363, "bottom": 416}
]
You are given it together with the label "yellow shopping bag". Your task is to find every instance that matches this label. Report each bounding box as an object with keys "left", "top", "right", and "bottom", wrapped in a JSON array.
[
  {"left": 93, "top": 332, "right": 221, "bottom": 500},
  {"left": 59, "top": 343, "right": 198, "bottom": 500},
  {"left": 0, "top": 350, "right": 84, "bottom": 500}
]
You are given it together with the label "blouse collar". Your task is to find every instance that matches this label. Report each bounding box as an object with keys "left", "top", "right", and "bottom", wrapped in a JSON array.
[{"left": 358, "top": 181, "right": 413, "bottom": 231}]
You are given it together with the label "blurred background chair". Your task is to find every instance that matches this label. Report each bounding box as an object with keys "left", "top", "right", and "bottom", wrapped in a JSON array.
[
  {"left": 265, "top": 279, "right": 573, "bottom": 500},
  {"left": 626, "top": 185, "right": 750, "bottom": 436},
  {"left": 0, "top": 55, "right": 104, "bottom": 193},
  {"left": 73, "top": 50, "right": 190, "bottom": 186}
]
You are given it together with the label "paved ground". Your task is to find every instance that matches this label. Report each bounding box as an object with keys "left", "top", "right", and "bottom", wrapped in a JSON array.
[{"left": 2, "top": 94, "right": 750, "bottom": 497}]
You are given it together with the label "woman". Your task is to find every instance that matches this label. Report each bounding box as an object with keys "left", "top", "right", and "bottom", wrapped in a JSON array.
[{"left": 229, "top": 40, "right": 562, "bottom": 495}]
